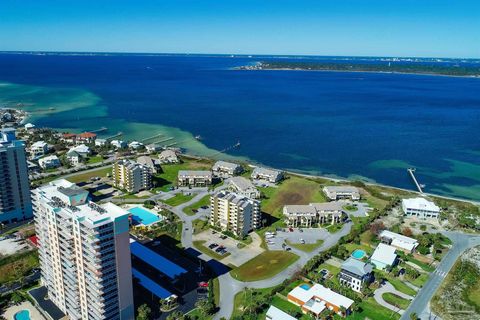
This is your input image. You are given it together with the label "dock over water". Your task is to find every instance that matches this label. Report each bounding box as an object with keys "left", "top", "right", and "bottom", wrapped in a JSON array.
[{"left": 407, "top": 168, "right": 424, "bottom": 193}]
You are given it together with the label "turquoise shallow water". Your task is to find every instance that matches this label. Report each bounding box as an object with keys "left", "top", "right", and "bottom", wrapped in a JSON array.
[{"left": 1, "top": 53, "right": 480, "bottom": 200}]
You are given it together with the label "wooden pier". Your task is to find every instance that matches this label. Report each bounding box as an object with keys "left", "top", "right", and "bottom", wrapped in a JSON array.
[
  {"left": 90, "top": 127, "right": 108, "bottom": 133},
  {"left": 105, "top": 132, "right": 123, "bottom": 141},
  {"left": 407, "top": 168, "right": 424, "bottom": 193}
]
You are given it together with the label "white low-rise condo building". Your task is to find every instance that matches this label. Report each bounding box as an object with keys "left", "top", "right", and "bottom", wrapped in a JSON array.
[
  {"left": 283, "top": 202, "right": 344, "bottom": 227},
  {"left": 402, "top": 198, "right": 440, "bottom": 219},
  {"left": 251, "top": 167, "right": 284, "bottom": 183},
  {"left": 33, "top": 180, "right": 134, "bottom": 320},
  {"left": 38, "top": 155, "right": 61, "bottom": 169},
  {"left": 228, "top": 176, "right": 261, "bottom": 199},
  {"left": 212, "top": 160, "right": 243, "bottom": 177},
  {"left": 137, "top": 155, "right": 161, "bottom": 174},
  {"left": 323, "top": 186, "right": 360, "bottom": 201},
  {"left": 30, "top": 140, "right": 48, "bottom": 159},
  {"left": 379, "top": 230, "right": 419, "bottom": 253},
  {"left": 178, "top": 170, "right": 212, "bottom": 187},
  {"left": 158, "top": 149, "right": 179, "bottom": 164},
  {"left": 209, "top": 190, "right": 260, "bottom": 237},
  {"left": 113, "top": 159, "right": 152, "bottom": 193}
]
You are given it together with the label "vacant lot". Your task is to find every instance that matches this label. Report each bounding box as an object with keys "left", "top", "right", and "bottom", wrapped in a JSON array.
[
  {"left": 260, "top": 176, "right": 326, "bottom": 218},
  {"left": 163, "top": 193, "right": 195, "bottom": 206},
  {"left": 230, "top": 250, "right": 299, "bottom": 281},
  {"left": 66, "top": 167, "right": 112, "bottom": 184},
  {"left": 0, "top": 250, "right": 39, "bottom": 285}
]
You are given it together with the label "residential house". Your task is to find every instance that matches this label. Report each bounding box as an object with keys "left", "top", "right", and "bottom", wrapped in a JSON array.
[
  {"left": 111, "top": 139, "right": 127, "bottom": 149},
  {"left": 24, "top": 123, "right": 35, "bottom": 131},
  {"left": 283, "top": 202, "right": 343, "bottom": 227},
  {"left": 66, "top": 150, "right": 81, "bottom": 166},
  {"left": 287, "top": 283, "right": 354, "bottom": 317},
  {"left": 61, "top": 133, "right": 77, "bottom": 144},
  {"left": 402, "top": 198, "right": 440, "bottom": 219},
  {"left": 379, "top": 230, "right": 418, "bottom": 253},
  {"left": 112, "top": 159, "right": 152, "bottom": 193},
  {"left": 266, "top": 306, "right": 297, "bottom": 320},
  {"left": 228, "top": 176, "right": 260, "bottom": 199},
  {"left": 178, "top": 170, "right": 212, "bottom": 187},
  {"left": 77, "top": 132, "right": 97, "bottom": 144},
  {"left": 323, "top": 186, "right": 360, "bottom": 201},
  {"left": 38, "top": 155, "right": 61, "bottom": 169},
  {"left": 95, "top": 138, "right": 107, "bottom": 147},
  {"left": 146, "top": 143, "right": 162, "bottom": 153},
  {"left": 68, "top": 144, "right": 90, "bottom": 158},
  {"left": 209, "top": 190, "right": 261, "bottom": 237},
  {"left": 339, "top": 258, "right": 373, "bottom": 292},
  {"left": 137, "top": 155, "right": 162, "bottom": 174},
  {"left": 158, "top": 149, "right": 179, "bottom": 164},
  {"left": 370, "top": 243, "right": 398, "bottom": 270},
  {"left": 251, "top": 167, "right": 284, "bottom": 183},
  {"left": 129, "top": 141, "right": 144, "bottom": 149},
  {"left": 212, "top": 160, "right": 243, "bottom": 177},
  {"left": 30, "top": 140, "right": 48, "bottom": 159}
]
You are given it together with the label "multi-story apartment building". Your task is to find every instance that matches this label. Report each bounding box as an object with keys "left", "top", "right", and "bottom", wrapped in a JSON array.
[
  {"left": 177, "top": 170, "right": 212, "bottom": 187},
  {"left": 402, "top": 197, "right": 440, "bottom": 219},
  {"left": 251, "top": 167, "right": 284, "bottom": 183},
  {"left": 283, "top": 202, "right": 344, "bottom": 227},
  {"left": 323, "top": 186, "right": 360, "bottom": 201},
  {"left": 228, "top": 176, "right": 260, "bottom": 199},
  {"left": 209, "top": 190, "right": 260, "bottom": 237},
  {"left": 112, "top": 159, "right": 152, "bottom": 193},
  {"left": 212, "top": 160, "right": 243, "bottom": 177},
  {"left": 33, "top": 179, "right": 134, "bottom": 320},
  {"left": 0, "top": 128, "right": 33, "bottom": 224}
]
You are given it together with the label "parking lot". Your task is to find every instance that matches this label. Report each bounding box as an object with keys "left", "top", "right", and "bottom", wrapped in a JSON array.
[
  {"left": 265, "top": 227, "right": 330, "bottom": 251},
  {"left": 193, "top": 229, "right": 265, "bottom": 267}
]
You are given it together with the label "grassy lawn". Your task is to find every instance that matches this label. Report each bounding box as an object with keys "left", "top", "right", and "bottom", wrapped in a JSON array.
[
  {"left": 213, "top": 277, "right": 220, "bottom": 306},
  {"left": 86, "top": 155, "right": 105, "bottom": 164},
  {"left": 183, "top": 195, "right": 210, "bottom": 215},
  {"left": 230, "top": 251, "right": 299, "bottom": 282},
  {"left": 343, "top": 204, "right": 357, "bottom": 211},
  {"left": 409, "top": 273, "right": 429, "bottom": 288},
  {"left": 270, "top": 295, "right": 311, "bottom": 319},
  {"left": 114, "top": 193, "right": 151, "bottom": 199},
  {"left": 285, "top": 239, "right": 324, "bottom": 252},
  {"left": 382, "top": 292, "right": 411, "bottom": 309},
  {"left": 66, "top": 167, "right": 112, "bottom": 184},
  {"left": 152, "top": 159, "right": 211, "bottom": 192},
  {"left": 385, "top": 276, "right": 417, "bottom": 296},
  {"left": 0, "top": 251, "right": 39, "bottom": 285},
  {"left": 325, "top": 224, "right": 344, "bottom": 234},
  {"left": 344, "top": 243, "right": 374, "bottom": 255},
  {"left": 163, "top": 193, "right": 196, "bottom": 207},
  {"left": 347, "top": 297, "right": 400, "bottom": 320},
  {"left": 192, "top": 240, "right": 230, "bottom": 260},
  {"left": 260, "top": 176, "right": 327, "bottom": 218},
  {"left": 193, "top": 218, "right": 210, "bottom": 235},
  {"left": 232, "top": 286, "right": 277, "bottom": 319}
]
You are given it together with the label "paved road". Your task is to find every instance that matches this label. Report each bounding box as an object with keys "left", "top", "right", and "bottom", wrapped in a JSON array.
[
  {"left": 374, "top": 281, "right": 413, "bottom": 315},
  {"left": 400, "top": 231, "right": 480, "bottom": 320}
]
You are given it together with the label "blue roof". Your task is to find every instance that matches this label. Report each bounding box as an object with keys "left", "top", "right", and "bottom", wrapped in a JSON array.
[
  {"left": 132, "top": 268, "right": 172, "bottom": 299},
  {"left": 130, "top": 240, "right": 187, "bottom": 279}
]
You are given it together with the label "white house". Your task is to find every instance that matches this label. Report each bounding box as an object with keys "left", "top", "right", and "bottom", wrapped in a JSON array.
[
  {"left": 159, "top": 149, "right": 179, "bottom": 164},
  {"left": 146, "top": 143, "right": 162, "bottom": 153},
  {"left": 379, "top": 230, "right": 418, "bottom": 253},
  {"left": 30, "top": 140, "right": 48, "bottom": 159},
  {"left": 212, "top": 160, "right": 243, "bottom": 177},
  {"left": 38, "top": 155, "right": 61, "bottom": 169},
  {"left": 111, "top": 140, "right": 127, "bottom": 149},
  {"left": 66, "top": 150, "right": 81, "bottom": 166},
  {"left": 128, "top": 141, "right": 144, "bottom": 149},
  {"left": 339, "top": 258, "right": 373, "bottom": 293},
  {"left": 68, "top": 144, "right": 91, "bottom": 158},
  {"left": 24, "top": 123, "right": 35, "bottom": 131},
  {"left": 370, "top": 243, "right": 397, "bottom": 270},
  {"left": 402, "top": 198, "right": 440, "bottom": 219},
  {"left": 323, "top": 186, "right": 360, "bottom": 201},
  {"left": 95, "top": 138, "right": 108, "bottom": 147},
  {"left": 251, "top": 167, "right": 284, "bottom": 183},
  {"left": 266, "top": 306, "right": 297, "bottom": 320}
]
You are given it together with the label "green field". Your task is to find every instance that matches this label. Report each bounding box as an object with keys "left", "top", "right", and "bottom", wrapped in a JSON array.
[
  {"left": 347, "top": 297, "right": 400, "bottom": 320},
  {"left": 382, "top": 292, "right": 411, "bottom": 309},
  {"left": 230, "top": 250, "right": 299, "bottom": 282},
  {"left": 232, "top": 287, "right": 276, "bottom": 319},
  {"left": 286, "top": 239, "right": 324, "bottom": 252},
  {"left": 384, "top": 275, "right": 417, "bottom": 296},
  {"left": 163, "top": 193, "right": 196, "bottom": 206},
  {"left": 152, "top": 159, "right": 212, "bottom": 192},
  {"left": 86, "top": 155, "right": 105, "bottom": 164},
  {"left": 0, "top": 251, "right": 39, "bottom": 285},
  {"left": 66, "top": 166, "right": 112, "bottom": 184},
  {"left": 183, "top": 194, "right": 210, "bottom": 215}
]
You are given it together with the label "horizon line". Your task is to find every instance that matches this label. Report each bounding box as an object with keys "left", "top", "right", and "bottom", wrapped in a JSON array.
[{"left": 0, "top": 50, "right": 478, "bottom": 60}]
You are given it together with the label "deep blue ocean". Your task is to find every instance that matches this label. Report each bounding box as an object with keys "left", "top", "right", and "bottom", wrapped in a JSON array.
[{"left": 1, "top": 53, "right": 480, "bottom": 200}]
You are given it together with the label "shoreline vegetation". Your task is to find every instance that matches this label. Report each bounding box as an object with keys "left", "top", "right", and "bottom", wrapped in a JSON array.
[{"left": 236, "top": 61, "right": 480, "bottom": 78}]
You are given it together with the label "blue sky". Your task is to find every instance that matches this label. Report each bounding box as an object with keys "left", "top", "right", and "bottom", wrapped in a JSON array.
[{"left": 1, "top": 0, "right": 479, "bottom": 58}]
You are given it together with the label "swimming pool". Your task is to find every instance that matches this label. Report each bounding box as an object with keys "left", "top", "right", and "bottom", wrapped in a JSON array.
[
  {"left": 300, "top": 284, "right": 311, "bottom": 290},
  {"left": 14, "top": 310, "right": 31, "bottom": 320},
  {"left": 352, "top": 249, "right": 366, "bottom": 259},
  {"left": 128, "top": 207, "right": 162, "bottom": 225}
]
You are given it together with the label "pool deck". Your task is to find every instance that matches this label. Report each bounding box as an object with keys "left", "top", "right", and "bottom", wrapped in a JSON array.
[{"left": 2, "top": 301, "right": 47, "bottom": 320}]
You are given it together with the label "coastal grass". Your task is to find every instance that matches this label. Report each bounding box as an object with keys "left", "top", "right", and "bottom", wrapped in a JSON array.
[
  {"left": 285, "top": 239, "right": 324, "bottom": 253},
  {"left": 183, "top": 195, "right": 210, "bottom": 215},
  {"left": 230, "top": 250, "right": 299, "bottom": 282},
  {"left": 382, "top": 293, "right": 411, "bottom": 310},
  {"left": 192, "top": 240, "right": 230, "bottom": 260},
  {"left": 66, "top": 167, "right": 112, "bottom": 184},
  {"left": 0, "top": 250, "right": 39, "bottom": 285},
  {"left": 163, "top": 193, "right": 196, "bottom": 207},
  {"left": 348, "top": 297, "right": 401, "bottom": 320},
  {"left": 260, "top": 176, "right": 327, "bottom": 218}
]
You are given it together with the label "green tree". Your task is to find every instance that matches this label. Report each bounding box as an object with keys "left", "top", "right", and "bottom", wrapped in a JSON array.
[{"left": 136, "top": 304, "right": 151, "bottom": 320}]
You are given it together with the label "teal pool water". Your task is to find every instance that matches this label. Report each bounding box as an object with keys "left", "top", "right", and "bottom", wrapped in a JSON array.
[
  {"left": 13, "top": 310, "right": 30, "bottom": 320},
  {"left": 352, "top": 249, "right": 366, "bottom": 259},
  {"left": 300, "top": 284, "right": 311, "bottom": 290},
  {"left": 128, "top": 207, "right": 161, "bottom": 225}
]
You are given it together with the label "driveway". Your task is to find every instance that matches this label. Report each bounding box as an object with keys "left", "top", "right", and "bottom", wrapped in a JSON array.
[
  {"left": 374, "top": 281, "right": 413, "bottom": 315},
  {"left": 400, "top": 231, "right": 480, "bottom": 320}
]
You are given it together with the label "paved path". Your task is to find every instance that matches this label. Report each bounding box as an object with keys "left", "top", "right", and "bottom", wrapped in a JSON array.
[
  {"left": 374, "top": 281, "right": 413, "bottom": 315},
  {"left": 400, "top": 231, "right": 480, "bottom": 320}
]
